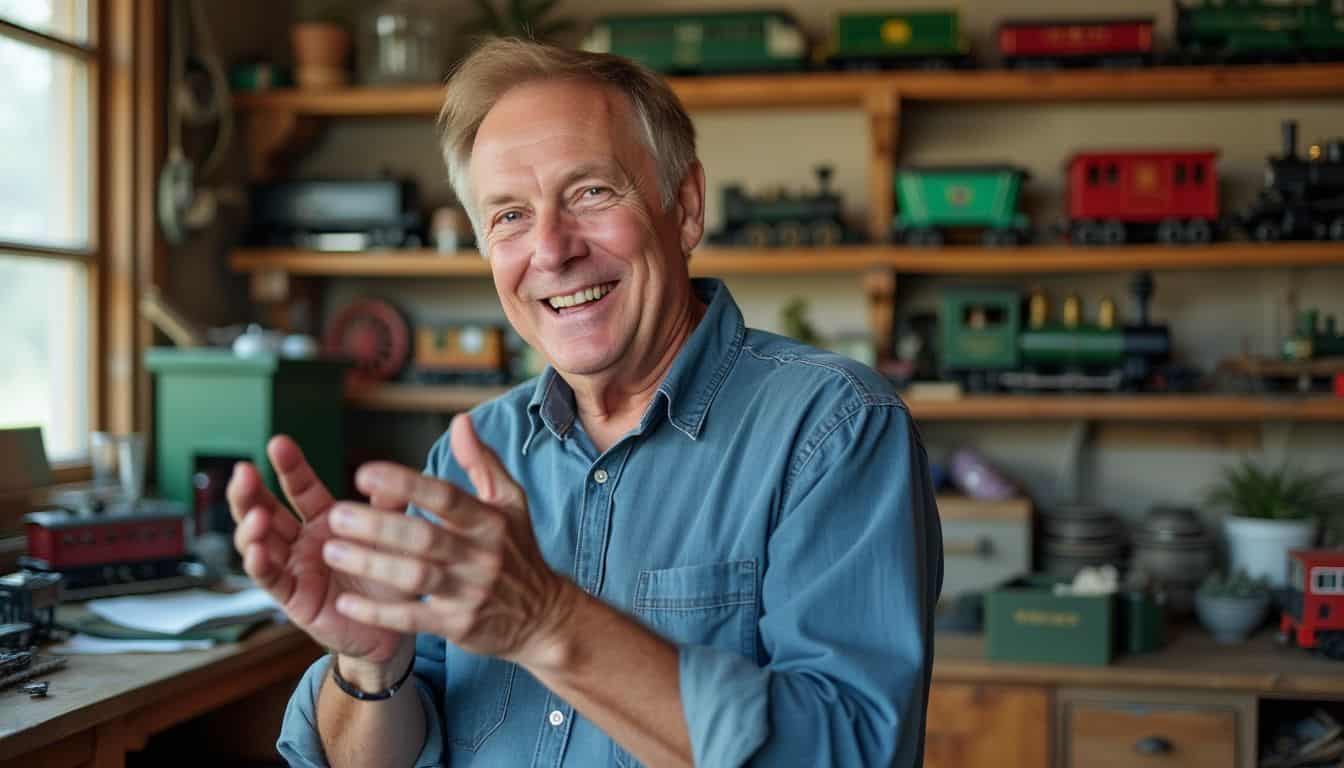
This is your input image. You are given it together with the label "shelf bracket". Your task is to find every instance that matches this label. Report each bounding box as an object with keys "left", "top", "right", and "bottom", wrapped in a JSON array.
[
  {"left": 863, "top": 89, "right": 901, "bottom": 244},
  {"left": 863, "top": 268, "right": 897, "bottom": 362},
  {"left": 244, "top": 110, "right": 319, "bottom": 180}
]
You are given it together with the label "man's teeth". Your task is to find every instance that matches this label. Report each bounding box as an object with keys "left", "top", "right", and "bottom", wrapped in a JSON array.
[{"left": 547, "top": 283, "right": 613, "bottom": 309}]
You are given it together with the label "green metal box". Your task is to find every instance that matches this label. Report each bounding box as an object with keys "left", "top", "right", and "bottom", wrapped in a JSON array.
[
  {"left": 986, "top": 578, "right": 1116, "bottom": 666},
  {"left": 832, "top": 10, "right": 964, "bottom": 59},
  {"left": 145, "top": 349, "right": 347, "bottom": 513},
  {"left": 939, "top": 289, "right": 1021, "bottom": 372}
]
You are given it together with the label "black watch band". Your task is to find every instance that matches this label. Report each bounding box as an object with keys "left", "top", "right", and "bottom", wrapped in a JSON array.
[{"left": 329, "top": 653, "right": 415, "bottom": 702}]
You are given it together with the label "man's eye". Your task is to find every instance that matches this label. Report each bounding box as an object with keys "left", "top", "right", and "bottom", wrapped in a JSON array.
[
  {"left": 498, "top": 210, "right": 521, "bottom": 224},
  {"left": 583, "top": 186, "right": 609, "bottom": 198}
]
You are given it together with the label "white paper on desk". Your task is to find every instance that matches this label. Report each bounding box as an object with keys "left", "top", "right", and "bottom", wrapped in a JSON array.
[
  {"left": 51, "top": 634, "right": 216, "bottom": 654},
  {"left": 85, "top": 588, "right": 279, "bottom": 635}
]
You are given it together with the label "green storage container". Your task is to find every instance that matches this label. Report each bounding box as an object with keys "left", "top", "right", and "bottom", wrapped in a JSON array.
[
  {"left": 939, "top": 289, "right": 1021, "bottom": 372},
  {"left": 894, "top": 165, "right": 1030, "bottom": 232},
  {"left": 986, "top": 577, "right": 1115, "bottom": 666},
  {"left": 145, "top": 349, "right": 347, "bottom": 517},
  {"left": 832, "top": 10, "right": 965, "bottom": 59}
]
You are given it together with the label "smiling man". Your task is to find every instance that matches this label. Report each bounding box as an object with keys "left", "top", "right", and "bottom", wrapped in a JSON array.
[{"left": 228, "top": 38, "right": 941, "bottom": 768}]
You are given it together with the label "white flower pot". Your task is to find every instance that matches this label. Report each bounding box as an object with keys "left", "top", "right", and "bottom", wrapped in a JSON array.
[{"left": 1223, "top": 516, "right": 1317, "bottom": 587}]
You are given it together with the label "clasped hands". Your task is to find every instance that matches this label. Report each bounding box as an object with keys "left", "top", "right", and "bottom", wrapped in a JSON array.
[{"left": 227, "top": 413, "right": 576, "bottom": 676}]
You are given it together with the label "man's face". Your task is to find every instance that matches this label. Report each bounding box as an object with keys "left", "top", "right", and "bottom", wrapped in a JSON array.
[{"left": 469, "top": 79, "right": 693, "bottom": 380}]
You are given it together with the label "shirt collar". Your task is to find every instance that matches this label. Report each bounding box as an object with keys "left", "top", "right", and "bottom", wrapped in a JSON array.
[{"left": 523, "top": 278, "right": 745, "bottom": 453}]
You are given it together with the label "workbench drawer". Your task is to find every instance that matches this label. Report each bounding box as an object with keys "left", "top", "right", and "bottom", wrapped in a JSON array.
[{"left": 1057, "top": 689, "right": 1255, "bottom": 768}]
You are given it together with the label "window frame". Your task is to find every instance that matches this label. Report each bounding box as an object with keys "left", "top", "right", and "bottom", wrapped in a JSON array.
[{"left": 0, "top": 1, "right": 162, "bottom": 491}]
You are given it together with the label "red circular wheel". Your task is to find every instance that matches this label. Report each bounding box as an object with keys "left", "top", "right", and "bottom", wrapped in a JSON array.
[{"left": 322, "top": 298, "right": 409, "bottom": 383}]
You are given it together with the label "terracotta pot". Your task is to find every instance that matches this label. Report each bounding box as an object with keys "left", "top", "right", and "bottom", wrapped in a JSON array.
[{"left": 292, "top": 22, "right": 351, "bottom": 88}]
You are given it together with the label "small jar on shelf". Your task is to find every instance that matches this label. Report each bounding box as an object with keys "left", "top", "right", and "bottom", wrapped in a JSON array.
[{"left": 358, "top": 0, "right": 444, "bottom": 85}]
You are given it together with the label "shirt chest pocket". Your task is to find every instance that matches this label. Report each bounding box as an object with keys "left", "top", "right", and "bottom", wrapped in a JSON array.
[
  {"left": 614, "top": 559, "right": 759, "bottom": 768},
  {"left": 445, "top": 651, "right": 516, "bottom": 753}
]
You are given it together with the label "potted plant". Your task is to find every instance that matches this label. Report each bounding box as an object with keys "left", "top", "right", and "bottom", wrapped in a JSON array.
[
  {"left": 293, "top": 0, "right": 353, "bottom": 88},
  {"left": 1195, "top": 571, "right": 1271, "bottom": 644},
  {"left": 1206, "top": 461, "right": 1340, "bottom": 587}
]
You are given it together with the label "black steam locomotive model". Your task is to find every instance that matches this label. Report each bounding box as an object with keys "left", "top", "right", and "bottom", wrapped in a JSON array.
[
  {"left": 709, "top": 166, "right": 864, "bottom": 247},
  {"left": 1242, "top": 120, "right": 1344, "bottom": 242}
]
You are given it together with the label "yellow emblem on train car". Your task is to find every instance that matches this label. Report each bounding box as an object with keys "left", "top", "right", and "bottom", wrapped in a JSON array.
[
  {"left": 946, "top": 185, "right": 974, "bottom": 206},
  {"left": 881, "top": 19, "right": 912, "bottom": 46}
]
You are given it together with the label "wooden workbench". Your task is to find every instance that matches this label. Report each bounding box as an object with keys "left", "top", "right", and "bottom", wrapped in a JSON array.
[
  {"left": 928, "top": 627, "right": 1344, "bottom": 768},
  {"left": 0, "top": 623, "right": 321, "bottom": 768}
]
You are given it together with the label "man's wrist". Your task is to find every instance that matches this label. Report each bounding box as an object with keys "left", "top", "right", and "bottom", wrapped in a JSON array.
[
  {"left": 518, "top": 578, "right": 585, "bottom": 674},
  {"left": 334, "top": 641, "right": 415, "bottom": 693}
]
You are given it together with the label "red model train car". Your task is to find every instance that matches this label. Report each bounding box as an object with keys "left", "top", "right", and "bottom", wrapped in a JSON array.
[
  {"left": 1281, "top": 549, "right": 1344, "bottom": 659},
  {"left": 998, "top": 18, "right": 1154, "bottom": 68},
  {"left": 1066, "top": 150, "right": 1221, "bottom": 245},
  {"left": 24, "top": 503, "right": 186, "bottom": 569}
]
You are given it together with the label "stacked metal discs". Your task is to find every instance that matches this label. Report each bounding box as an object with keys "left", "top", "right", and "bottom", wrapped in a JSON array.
[
  {"left": 1041, "top": 504, "right": 1127, "bottom": 578},
  {"left": 1130, "top": 505, "right": 1215, "bottom": 615}
]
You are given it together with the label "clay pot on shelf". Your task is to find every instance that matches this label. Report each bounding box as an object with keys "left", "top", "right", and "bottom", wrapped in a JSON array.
[{"left": 292, "top": 22, "right": 351, "bottom": 88}]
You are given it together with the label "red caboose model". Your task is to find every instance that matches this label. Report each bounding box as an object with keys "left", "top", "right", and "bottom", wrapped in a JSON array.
[
  {"left": 1066, "top": 150, "right": 1221, "bottom": 245},
  {"left": 998, "top": 18, "right": 1154, "bottom": 68},
  {"left": 1281, "top": 549, "right": 1344, "bottom": 659}
]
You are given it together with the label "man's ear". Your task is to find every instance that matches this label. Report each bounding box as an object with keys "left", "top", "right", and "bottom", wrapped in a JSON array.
[{"left": 676, "top": 161, "right": 706, "bottom": 255}]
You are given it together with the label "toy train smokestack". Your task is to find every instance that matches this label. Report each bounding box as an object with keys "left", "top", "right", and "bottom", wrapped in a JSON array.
[{"left": 1282, "top": 120, "right": 1298, "bottom": 160}]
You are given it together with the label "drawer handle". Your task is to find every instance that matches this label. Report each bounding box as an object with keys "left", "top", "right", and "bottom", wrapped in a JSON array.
[
  {"left": 943, "top": 537, "right": 994, "bottom": 558},
  {"left": 1134, "top": 736, "right": 1173, "bottom": 755}
]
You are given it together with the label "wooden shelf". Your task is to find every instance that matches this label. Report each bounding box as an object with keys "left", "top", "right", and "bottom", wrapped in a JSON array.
[
  {"left": 345, "top": 384, "right": 510, "bottom": 413},
  {"left": 344, "top": 385, "right": 1344, "bottom": 422},
  {"left": 906, "top": 394, "right": 1344, "bottom": 422},
  {"left": 230, "top": 243, "right": 1344, "bottom": 279},
  {"left": 232, "top": 64, "right": 1344, "bottom": 115}
]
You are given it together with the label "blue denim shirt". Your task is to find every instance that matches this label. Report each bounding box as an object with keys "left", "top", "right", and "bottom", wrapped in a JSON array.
[{"left": 277, "top": 278, "right": 942, "bottom": 767}]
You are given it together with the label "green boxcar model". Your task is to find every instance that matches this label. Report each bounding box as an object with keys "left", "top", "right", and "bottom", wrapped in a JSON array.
[
  {"left": 827, "top": 10, "right": 971, "bottom": 69},
  {"left": 894, "top": 165, "right": 1031, "bottom": 246},
  {"left": 580, "top": 11, "right": 807, "bottom": 74},
  {"left": 1176, "top": 0, "right": 1344, "bottom": 62}
]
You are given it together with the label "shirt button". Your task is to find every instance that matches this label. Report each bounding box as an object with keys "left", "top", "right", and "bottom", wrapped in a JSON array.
[
  {"left": 548, "top": 709, "right": 565, "bottom": 727},
  {"left": 593, "top": 468, "right": 609, "bottom": 484}
]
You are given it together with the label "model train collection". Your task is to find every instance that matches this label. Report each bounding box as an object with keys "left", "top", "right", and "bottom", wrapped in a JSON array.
[{"left": 582, "top": 4, "right": 1344, "bottom": 74}]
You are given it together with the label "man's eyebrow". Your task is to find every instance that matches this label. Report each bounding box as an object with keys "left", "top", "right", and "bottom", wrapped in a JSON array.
[{"left": 557, "top": 162, "right": 622, "bottom": 189}]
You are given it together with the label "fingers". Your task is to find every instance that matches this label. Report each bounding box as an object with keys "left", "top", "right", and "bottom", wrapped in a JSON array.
[
  {"left": 323, "top": 539, "right": 458, "bottom": 594},
  {"left": 354, "top": 463, "right": 483, "bottom": 531},
  {"left": 449, "top": 413, "right": 527, "bottom": 510},
  {"left": 267, "top": 434, "right": 336, "bottom": 523},
  {"left": 227, "top": 463, "right": 300, "bottom": 541},
  {"left": 328, "top": 502, "right": 486, "bottom": 561},
  {"left": 334, "top": 592, "right": 475, "bottom": 637}
]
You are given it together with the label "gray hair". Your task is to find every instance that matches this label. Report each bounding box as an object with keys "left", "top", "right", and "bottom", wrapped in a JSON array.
[{"left": 438, "top": 38, "right": 698, "bottom": 248}]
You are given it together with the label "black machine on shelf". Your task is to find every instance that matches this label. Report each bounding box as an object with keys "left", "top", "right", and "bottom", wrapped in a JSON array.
[
  {"left": 1242, "top": 120, "right": 1344, "bottom": 242},
  {"left": 248, "top": 178, "right": 425, "bottom": 251},
  {"left": 709, "top": 166, "right": 864, "bottom": 247}
]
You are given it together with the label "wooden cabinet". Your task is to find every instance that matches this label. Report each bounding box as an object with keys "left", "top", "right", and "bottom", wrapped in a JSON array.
[
  {"left": 924, "top": 682, "right": 1051, "bottom": 768},
  {"left": 1056, "top": 689, "right": 1257, "bottom": 768}
]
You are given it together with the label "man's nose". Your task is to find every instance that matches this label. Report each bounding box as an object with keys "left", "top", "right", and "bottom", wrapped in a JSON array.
[{"left": 532, "top": 206, "right": 585, "bottom": 271}]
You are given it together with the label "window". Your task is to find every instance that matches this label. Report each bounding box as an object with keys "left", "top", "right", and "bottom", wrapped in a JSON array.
[
  {"left": 1174, "top": 163, "right": 1187, "bottom": 185},
  {"left": 1086, "top": 163, "right": 1099, "bottom": 186},
  {"left": 0, "top": 1, "right": 96, "bottom": 463},
  {"left": 1314, "top": 568, "right": 1344, "bottom": 595},
  {"left": 1105, "top": 163, "right": 1119, "bottom": 185},
  {"left": 1193, "top": 163, "right": 1206, "bottom": 185}
]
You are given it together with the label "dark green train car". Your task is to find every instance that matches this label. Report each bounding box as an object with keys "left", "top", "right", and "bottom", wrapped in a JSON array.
[
  {"left": 580, "top": 11, "right": 807, "bottom": 74},
  {"left": 1176, "top": 0, "right": 1344, "bottom": 62},
  {"left": 826, "top": 10, "right": 971, "bottom": 69},
  {"left": 893, "top": 165, "right": 1032, "bottom": 246},
  {"left": 938, "top": 284, "right": 1171, "bottom": 392}
]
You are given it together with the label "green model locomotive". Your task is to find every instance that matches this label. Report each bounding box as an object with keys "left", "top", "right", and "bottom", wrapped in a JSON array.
[
  {"left": 1176, "top": 0, "right": 1344, "bottom": 62},
  {"left": 580, "top": 11, "right": 807, "bottom": 74},
  {"left": 939, "top": 274, "right": 1172, "bottom": 392}
]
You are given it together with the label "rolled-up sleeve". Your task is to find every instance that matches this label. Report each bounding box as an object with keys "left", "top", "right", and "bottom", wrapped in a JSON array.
[
  {"left": 678, "top": 401, "right": 942, "bottom": 767},
  {"left": 276, "top": 633, "right": 449, "bottom": 767}
]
